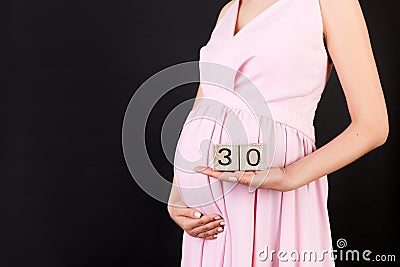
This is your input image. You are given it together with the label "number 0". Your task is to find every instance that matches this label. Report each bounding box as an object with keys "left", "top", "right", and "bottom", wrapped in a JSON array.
[{"left": 246, "top": 148, "right": 260, "bottom": 166}]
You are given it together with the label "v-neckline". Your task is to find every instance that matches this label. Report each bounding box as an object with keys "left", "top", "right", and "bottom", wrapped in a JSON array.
[{"left": 232, "top": 0, "right": 284, "bottom": 39}]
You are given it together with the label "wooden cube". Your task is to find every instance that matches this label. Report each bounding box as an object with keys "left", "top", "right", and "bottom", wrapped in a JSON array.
[
  {"left": 213, "top": 144, "right": 239, "bottom": 171},
  {"left": 239, "top": 143, "right": 267, "bottom": 171}
]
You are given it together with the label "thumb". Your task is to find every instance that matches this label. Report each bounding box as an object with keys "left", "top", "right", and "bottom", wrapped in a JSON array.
[{"left": 185, "top": 208, "right": 202, "bottom": 219}]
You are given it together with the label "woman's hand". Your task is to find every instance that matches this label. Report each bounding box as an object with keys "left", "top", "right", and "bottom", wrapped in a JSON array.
[
  {"left": 167, "top": 204, "right": 225, "bottom": 240},
  {"left": 194, "top": 166, "right": 301, "bottom": 192}
]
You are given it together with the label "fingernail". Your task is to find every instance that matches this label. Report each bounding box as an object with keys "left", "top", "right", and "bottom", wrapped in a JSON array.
[
  {"left": 194, "top": 211, "right": 202, "bottom": 218},
  {"left": 220, "top": 221, "right": 225, "bottom": 226},
  {"left": 194, "top": 166, "right": 205, "bottom": 172},
  {"left": 228, "top": 176, "right": 238, "bottom": 182},
  {"left": 217, "top": 227, "right": 223, "bottom": 232},
  {"left": 214, "top": 216, "right": 221, "bottom": 220},
  {"left": 213, "top": 234, "right": 218, "bottom": 238}
]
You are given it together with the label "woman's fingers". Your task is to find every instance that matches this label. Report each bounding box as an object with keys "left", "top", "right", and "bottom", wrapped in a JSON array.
[
  {"left": 169, "top": 205, "right": 202, "bottom": 219},
  {"left": 194, "top": 166, "right": 253, "bottom": 185},
  {"left": 194, "top": 166, "right": 230, "bottom": 180},
  {"left": 181, "top": 207, "right": 203, "bottom": 219},
  {"left": 184, "top": 213, "right": 222, "bottom": 230},
  {"left": 194, "top": 166, "right": 272, "bottom": 189},
  {"left": 182, "top": 214, "right": 225, "bottom": 239},
  {"left": 195, "top": 166, "right": 242, "bottom": 181},
  {"left": 167, "top": 202, "right": 226, "bottom": 240},
  {"left": 190, "top": 218, "right": 225, "bottom": 239}
]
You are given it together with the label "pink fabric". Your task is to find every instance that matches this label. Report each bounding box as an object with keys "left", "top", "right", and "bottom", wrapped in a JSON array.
[{"left": 174, "top": 0, "right": 335, "bottom": 266}]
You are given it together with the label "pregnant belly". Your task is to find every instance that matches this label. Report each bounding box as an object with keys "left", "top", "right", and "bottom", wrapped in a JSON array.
[{"left": 173, "top": 101, "right": 277, "bottom": 208}]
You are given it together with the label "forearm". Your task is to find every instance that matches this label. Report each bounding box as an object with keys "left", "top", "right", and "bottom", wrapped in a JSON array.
[
  {"left": 167, "top": 177, "right": 187, "bottom": 209},
  {"left": 285, "top": 121, "right": 388, "bottom": 188},
  {"left": 286, "top": 0, "right": 393, "bottom": 188},
  {"left": 192, "top": 85, "right": 203, "bottom": 110}
]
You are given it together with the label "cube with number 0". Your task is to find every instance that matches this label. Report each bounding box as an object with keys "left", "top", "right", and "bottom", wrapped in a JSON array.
[{"left": 239, "top": 143, "right": 267, "bottom": 171}]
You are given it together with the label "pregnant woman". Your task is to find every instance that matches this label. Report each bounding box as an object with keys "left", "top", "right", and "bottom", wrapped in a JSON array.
[{"left": 167, "top": 0, "right": 388, "bottom": 266}]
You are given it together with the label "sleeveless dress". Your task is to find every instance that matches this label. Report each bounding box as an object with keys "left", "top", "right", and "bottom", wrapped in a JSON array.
[{"left": 173, "top": 0, "right": 335, "bottom": 266}]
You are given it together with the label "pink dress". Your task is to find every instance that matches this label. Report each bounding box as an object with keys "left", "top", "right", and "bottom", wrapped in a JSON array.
[{"left": 174, "top": 0, "right": 335, "bottom": 266}]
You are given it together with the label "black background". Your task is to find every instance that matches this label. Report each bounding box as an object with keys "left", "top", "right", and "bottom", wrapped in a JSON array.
[{"left": 1, "top": 1, "right": 399, "bottom": 266}]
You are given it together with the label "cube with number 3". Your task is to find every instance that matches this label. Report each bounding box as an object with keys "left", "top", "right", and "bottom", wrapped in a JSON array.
[{"left": 213, "top": 144, "right": 239, "bottom": 171}]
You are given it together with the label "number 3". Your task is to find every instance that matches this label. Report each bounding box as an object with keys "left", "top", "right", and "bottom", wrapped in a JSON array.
[{"left": 217, "top": 148, "right": 232, "bottom": 166}]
